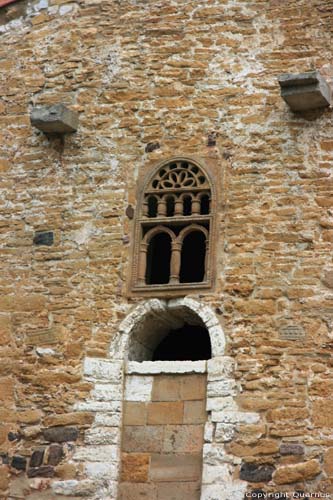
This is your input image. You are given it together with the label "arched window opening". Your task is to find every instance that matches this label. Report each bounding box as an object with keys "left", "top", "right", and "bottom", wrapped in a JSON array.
[
  {"left": 132, "top": 158, "right": 215, "bottom": 293},
  {"left": 183, "top": 195, "right": 192, "bottom": 216},
  {"left": 147, "top": 196, "right": 158, "bottom": 217},
  {"left": 152, "top": 324, "right": 212, "bottom": 361},
  {"left": 180, "top": 231, "right": 206, "bottom": 283},
  {"left": 200, "top": 194, "right": 210, "bottom": 215},
  {"left": 166, "top": 196, "right": 175, "bottom": 217},
  {"left": 146, "top": 233, "right": 171, "bottom": 284}
]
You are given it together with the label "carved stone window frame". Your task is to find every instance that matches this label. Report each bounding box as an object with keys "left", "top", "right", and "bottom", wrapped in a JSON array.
[{"left": 128, "top": 156, "right": 218, "bottom": 297}]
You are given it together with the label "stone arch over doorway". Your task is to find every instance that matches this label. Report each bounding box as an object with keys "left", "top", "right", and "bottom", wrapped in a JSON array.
[{"left": 52, "top": 299, "right": 254, "bottom": 499}]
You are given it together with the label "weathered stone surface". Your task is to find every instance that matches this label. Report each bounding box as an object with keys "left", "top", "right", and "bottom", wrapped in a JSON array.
[
  {"left": 150, "top": 453, "right": 202, "bottom": 482},
  {"left": 273, "top": 460, "right": 321, "bottom": 485},
  {"left": 123, "top": 402, "right": 147, "bottom": 426},
  {"left": 43, "top": 426, "right": 79, "bottom": 443},
  {"left": 163, "top": 425, "right": 204, "bottom": 453},
  {"left": 278, "top": 71, "right": 331, "bottom": 111},
  {"left": 321, "top": 270, "right": 333, "bottom": 289},
  {"left": 27, "top": 466, "right": 55, "bottom": 478},
  {"left": 33, "top": 231, "right": 54, "bottom": 246},
  {"left": 279, "top": 443, "right": 304, "bottom": 456},
  {"left": 239, "top": 462, "right": 275, "bottom": 482},
  {"left": 120, "top": 453, "right": 150, "bottom": 482},
  {"left": 11, "top": 456, "right": 27, "bottom": 471},
  {"left": 147, "top": 402, "right": 184, "bottom": 425},
  {"left": 323, "top": 448, "right": 333, "bottom": 476},
  {"left": 30, "top": 104, "right": 79, "bottom": 133},
  {"left": 44, "top": 413, "right": 93, "bottom": 428},
  {"left": 47, "top": 444, "right": 64, "bottom": 466},
  {"left": 312, "top": 400, "right": 333, "bottom": 427},
  {"left": 122, "top": 426, "right": 163, "bottom": 453},
  {"left": 30, "top": 449, "right": 45, "bottom": 467}
]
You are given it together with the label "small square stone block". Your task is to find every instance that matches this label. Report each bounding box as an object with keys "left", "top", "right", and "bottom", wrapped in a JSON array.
[
  {"left": 147, "top": 402, "right": 184, "bottom": 425},
  {"left": 120, "top": 453, "right": 150, "bottom": 482},
  {"left": 30, "top": 104, "right": 78, "bottom": 133},
  {"left": 278, "top": 70, "right": 331, "bottom": 111}
]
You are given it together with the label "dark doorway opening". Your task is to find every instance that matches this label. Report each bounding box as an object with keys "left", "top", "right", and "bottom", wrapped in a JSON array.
[
  {"left": 152, "top": 324, "right": 211, "bottom": 361},
  {"left": 146, "top": 232, "right": 171, "bottom": 284},
  {"left": 180, "top": 231, "right": 206, "bottom": 283}
]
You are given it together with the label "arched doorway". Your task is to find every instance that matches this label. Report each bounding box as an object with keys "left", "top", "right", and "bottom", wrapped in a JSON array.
[
  {"left": 120, "top": 309, "right": 212, "bottom": 500},
  {"left": 63, "top": 299, "right": 249, "bottom": 500}
]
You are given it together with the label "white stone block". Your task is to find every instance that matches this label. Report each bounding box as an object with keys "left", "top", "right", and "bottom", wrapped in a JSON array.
[
  {"left": 215, "top": 423, "right": 235, "bottom": 442},
  {"left": 204, "top": 421, "right": 214, "bottom": 443},
  {"left": 74, "top": 445, "right": 119, "bottom": 463},
  {"left": 94, "top": 412, "right": 121, "bottom": 427},
  {"left": 207, "top": 379, "right": 237, "bottom": 397},
  {"left": 91, "top": 383, "right": 122, "bottom": 401},
  {"left": 202, "top": 463, "right": 232, "bottom": 484},
  {"left": 203, "top": 443, "right": 237, "bottom": 465},
  {"left": 84, "top": 427, "right": 120, "bottom": 445},
  {"left": 201, "top": 482, "right": 247, "bottom": 500},
  {"left": 211, "top": 410, "right": 260, "bottom": 424},
  {"left": 52, "top": 479, "right": 97, "bottom": 496},
  {"left": 85, "top": 462, "right": 119, "bottom": 481},
  {"left": 125, "top": 375, "right": 153, "bottom": 401},
  {"left": 207, "top": 356, "right": 235, "bottom": 380},
  {"left": 126, "top": 360, "right": 207, "bottom": 375},
  {"left": 83, "top": 358, "right": 123, "bottom": 382},
  {"left": 74, "top": 401, "right": 121, "bottom": 413},
  {"left": 206, "top": 396, "right": 237, "bottom": 412}
]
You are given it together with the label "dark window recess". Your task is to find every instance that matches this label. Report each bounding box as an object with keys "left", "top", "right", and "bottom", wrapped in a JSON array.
[
  {"left": 183, "top": 195, "right": 192, "bottom": 216},
  {"left": 153, "top": 324, "right": 212, "bottom": 361},
  {"left": 166, "top": 196, "right": 175, "bottom": 217},
  {"left": 180, "top": 231, "right": 206, "bottom": 283},
  {"left": 148, "top": 196, "right": 158, "bottom": 218},
  {"left": 200, "top": 194, "right": 210, "bottom": 215},
  {"left": 33, "top": 231, "right": 54, "bottom": 246},
  {"left": 146, "top": 232, "right": 171, "bottom": 284}
]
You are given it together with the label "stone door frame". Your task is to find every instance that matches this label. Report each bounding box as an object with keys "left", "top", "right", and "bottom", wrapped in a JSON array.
[{"left": 52, "top": 298, "right": 256, "bottom": 499}]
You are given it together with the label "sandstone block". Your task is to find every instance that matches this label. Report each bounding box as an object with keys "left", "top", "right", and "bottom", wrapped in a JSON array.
[
  {"left": 123, "top": 402, "right": 147, "bottom": 426},
  {"left": 312, "top": 400, "right": 333, "bottom": 427},
  {"left": 147, "top": 402, "right": 184, "bottom": 425},
  {"left": 122, "top": 426, "right": 163, "bottom": 453},
  {"left": 118, "top": 482, "right": 157, "bottom": 500},
  {"left": 157, "top": 481, "right": 201, "bottom": 500},
  {"left": 44, "top": 412, "right": 94, "bottom": 427},
  {"left": 0, "top": 465, "right": 9, "bottom": 493},
  {"left": 150, "top": 453, "right": 202, "bottom": 482},
  {"left": 120, "top": 453, "right": 150, "bottom": 482},
  {"left": 163, "top": 425, "right": 204, "bottom": 453},
  {"left": 273, "top": 459, "right": 321, "bottom": 485},
  {"left": 152, "top": 376, "right": 181, "bottom": 401},
  {"left": 324, "top": 448, "right": 333, "bottom": 476},
  {"left": 180, "top": 375, "right": 206, "bottom": 400},
  {"left": 184, "top": 400, "right": 207, "bottom": 424}
]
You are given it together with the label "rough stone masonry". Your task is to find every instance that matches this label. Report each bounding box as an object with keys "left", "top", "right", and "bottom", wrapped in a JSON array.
[{"left": 0, "top": 0, "right": 333, "bottom": 499}]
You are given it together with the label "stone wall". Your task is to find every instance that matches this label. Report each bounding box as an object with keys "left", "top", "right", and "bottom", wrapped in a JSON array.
[
  {"left": 1, "top": 0, "right": 333, "bottom": 498},
  {"left": 120, "top": 372, "right": 207, "bottom": 500}
]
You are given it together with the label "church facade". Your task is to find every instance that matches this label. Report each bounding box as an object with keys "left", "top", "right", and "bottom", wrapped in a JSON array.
[{"left": 0, "top": 0, "right": 333, "bottom": 499}]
